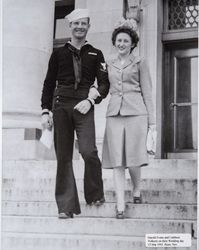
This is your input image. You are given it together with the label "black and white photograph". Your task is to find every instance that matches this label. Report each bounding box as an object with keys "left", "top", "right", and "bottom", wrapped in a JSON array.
[{"left": 2, "top": 0, "right": 198, "bottom": 249}]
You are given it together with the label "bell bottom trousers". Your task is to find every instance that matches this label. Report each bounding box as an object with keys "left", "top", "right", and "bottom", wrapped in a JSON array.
[{"left": 53, "top": 99, "right": 104, "bottom": 214}]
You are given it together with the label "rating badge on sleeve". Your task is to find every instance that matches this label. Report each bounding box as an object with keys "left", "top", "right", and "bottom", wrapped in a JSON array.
[{"left": 100, "top": 62, "right": 107, "bottom": 72}]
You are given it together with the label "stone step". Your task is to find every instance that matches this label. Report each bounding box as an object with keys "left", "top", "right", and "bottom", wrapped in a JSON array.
[
  {"left": 3, "top": 177, "right": 197, "bottom": 191},
  {"left": 2, "top": 216, "right": 195, "bottom": 236},
  {"left": 3, "top": 159, "right": 197, "bottom": 179},
  {"left": 2, "top": 201, "right": 197, "bottom": 220},
  {"left": 2, "top": 186, "right": 197, "bottom": 204},
  {"left": 2, "top": 232, "right": 197, "bottom": 250}
]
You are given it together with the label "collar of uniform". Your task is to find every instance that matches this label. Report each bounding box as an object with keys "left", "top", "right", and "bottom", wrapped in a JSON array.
[
  {"left": 65, "top": 40, "right": 91, "bottom": 51},
  {"left": 109, "top": 54, "right": 141, "bottom": 70}
]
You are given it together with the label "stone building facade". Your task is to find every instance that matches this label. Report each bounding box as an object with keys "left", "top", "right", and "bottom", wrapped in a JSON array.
[{"left": 3, "top": 0, "right": 198, "bottom": 160}]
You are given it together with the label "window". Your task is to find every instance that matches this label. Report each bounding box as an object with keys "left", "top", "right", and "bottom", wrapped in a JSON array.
[
  {"left": 54, "top": 0, "right": 74, "bottom": 48},
  {"left": 166, "top": 0, "right": 198, "bottom": 30}
]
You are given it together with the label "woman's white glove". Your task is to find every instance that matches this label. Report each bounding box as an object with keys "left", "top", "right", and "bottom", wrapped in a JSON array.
[{"left": 146, "top": 125, "right": 157, "bottom": 155}]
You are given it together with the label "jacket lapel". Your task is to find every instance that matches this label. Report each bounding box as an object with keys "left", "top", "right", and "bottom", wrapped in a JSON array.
[
  {"left": 109, "top": 54, "right": 141, "bottom": 70},
  {"left": 122, "top": 56, "right": 134, "bottom": 69},
  {"left": 110, "top": 58, "right": 121, "bottom": 69}
]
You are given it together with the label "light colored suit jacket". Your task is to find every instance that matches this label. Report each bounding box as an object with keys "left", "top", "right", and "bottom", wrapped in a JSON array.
[{"left": 106, "top": 54, "right": 155, "bottom": 125}]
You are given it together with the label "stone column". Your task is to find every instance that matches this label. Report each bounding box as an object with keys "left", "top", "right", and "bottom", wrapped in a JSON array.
[
  {"left": 140, "top": 0, "right": 158, "bottom": 114},
  {"left": 3, "top": 0, "right": 55, "bottom": 128},
  {"left": 140, "top": 0, "right": 158, "bottom": 157},
  {"left": 3, "top": 0, "right": 55, "bottom": 159}
]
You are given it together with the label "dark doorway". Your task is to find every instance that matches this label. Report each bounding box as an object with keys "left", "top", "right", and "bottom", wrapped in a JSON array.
[{"left": 163, "top": 41, "right": 198, "bottom": 158}]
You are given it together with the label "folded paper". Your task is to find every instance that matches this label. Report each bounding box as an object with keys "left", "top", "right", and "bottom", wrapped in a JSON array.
[{"left": 40, "top": 128, "right": 53, "bottom": 149}]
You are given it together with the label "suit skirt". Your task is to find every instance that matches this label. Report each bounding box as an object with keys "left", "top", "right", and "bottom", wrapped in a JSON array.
[{"left": 102, "top": 115, "right": 148, "bottom": 169}]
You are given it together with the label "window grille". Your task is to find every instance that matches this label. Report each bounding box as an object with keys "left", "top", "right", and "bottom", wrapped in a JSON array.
[{"left": 168, "top": 0, "right": 198, "bottom": 30}]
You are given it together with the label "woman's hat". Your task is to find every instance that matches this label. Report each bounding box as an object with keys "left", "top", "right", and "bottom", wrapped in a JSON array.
[{"left": 114, "top": 17, "right": 137, "bottom": 31}]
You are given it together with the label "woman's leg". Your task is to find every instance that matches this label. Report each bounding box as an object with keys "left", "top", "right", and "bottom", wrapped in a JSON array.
[
  {"left": 113, "top": 167, "right": 125, "bottom": 211},
  {"left": 128, "top": 166, "right": 141, "bottom": 197}
]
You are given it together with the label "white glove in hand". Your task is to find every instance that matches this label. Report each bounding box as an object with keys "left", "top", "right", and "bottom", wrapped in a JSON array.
[
  {"left": 149, "top": 124, "right": 156, "bottom": 132},
  {"left": 74, "top": 100, "right": 91, "bottom": 114},
  {"left": 41, "top": 114, "right": 53, "bottom": 130},
  {"left": 88, "top": 87, "right": 101, "bottom": 100},
  {"left": 146, "top": 125, "right": 157, "bottom": 155}
]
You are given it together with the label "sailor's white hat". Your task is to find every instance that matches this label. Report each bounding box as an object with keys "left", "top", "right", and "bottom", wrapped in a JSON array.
[{"left": 65, "top": 9, "right": 90, "bottom": 23}]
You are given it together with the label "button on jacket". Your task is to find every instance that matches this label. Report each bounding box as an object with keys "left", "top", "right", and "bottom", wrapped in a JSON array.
[
  {"left": 41, "top": 42, "right": 110, "bottom": 110},
  {"left": 106, "top": 54, "right": 155, "bottom": 125}
]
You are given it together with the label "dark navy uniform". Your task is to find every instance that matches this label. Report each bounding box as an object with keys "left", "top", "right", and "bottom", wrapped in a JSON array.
[{"left": 41, "top": 42, "right": 110, "bottom": 214}]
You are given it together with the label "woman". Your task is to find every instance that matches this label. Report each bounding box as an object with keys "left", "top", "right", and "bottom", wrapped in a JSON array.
[{"left": 102, "top": 19, "right": 156, "bottom": 219}]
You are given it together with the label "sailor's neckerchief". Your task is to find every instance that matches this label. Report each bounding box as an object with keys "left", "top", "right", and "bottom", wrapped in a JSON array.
[{"left": 67, "top": 41, "right": 89, "bottom": 90}]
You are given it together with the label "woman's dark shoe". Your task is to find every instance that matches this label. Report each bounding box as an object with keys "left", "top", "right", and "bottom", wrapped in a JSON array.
[
  {"left": 58, "top": 212, "right": 73, "bottom": 219},
  {"left": 133, "top": 195, "right": 142, "bottom": 204},
  {"left": 116, "top": 209, "right": 125, "bottom": 219}
]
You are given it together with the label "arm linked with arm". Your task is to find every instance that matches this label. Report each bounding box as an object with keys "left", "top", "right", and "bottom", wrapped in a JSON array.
[{"left": 94, "top": 50, "right": 110, "bottom": 104}]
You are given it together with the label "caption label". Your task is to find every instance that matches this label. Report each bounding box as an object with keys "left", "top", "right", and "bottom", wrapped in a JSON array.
[{"left": 145, "top": 234, "right": 191, "bottom": 248}]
